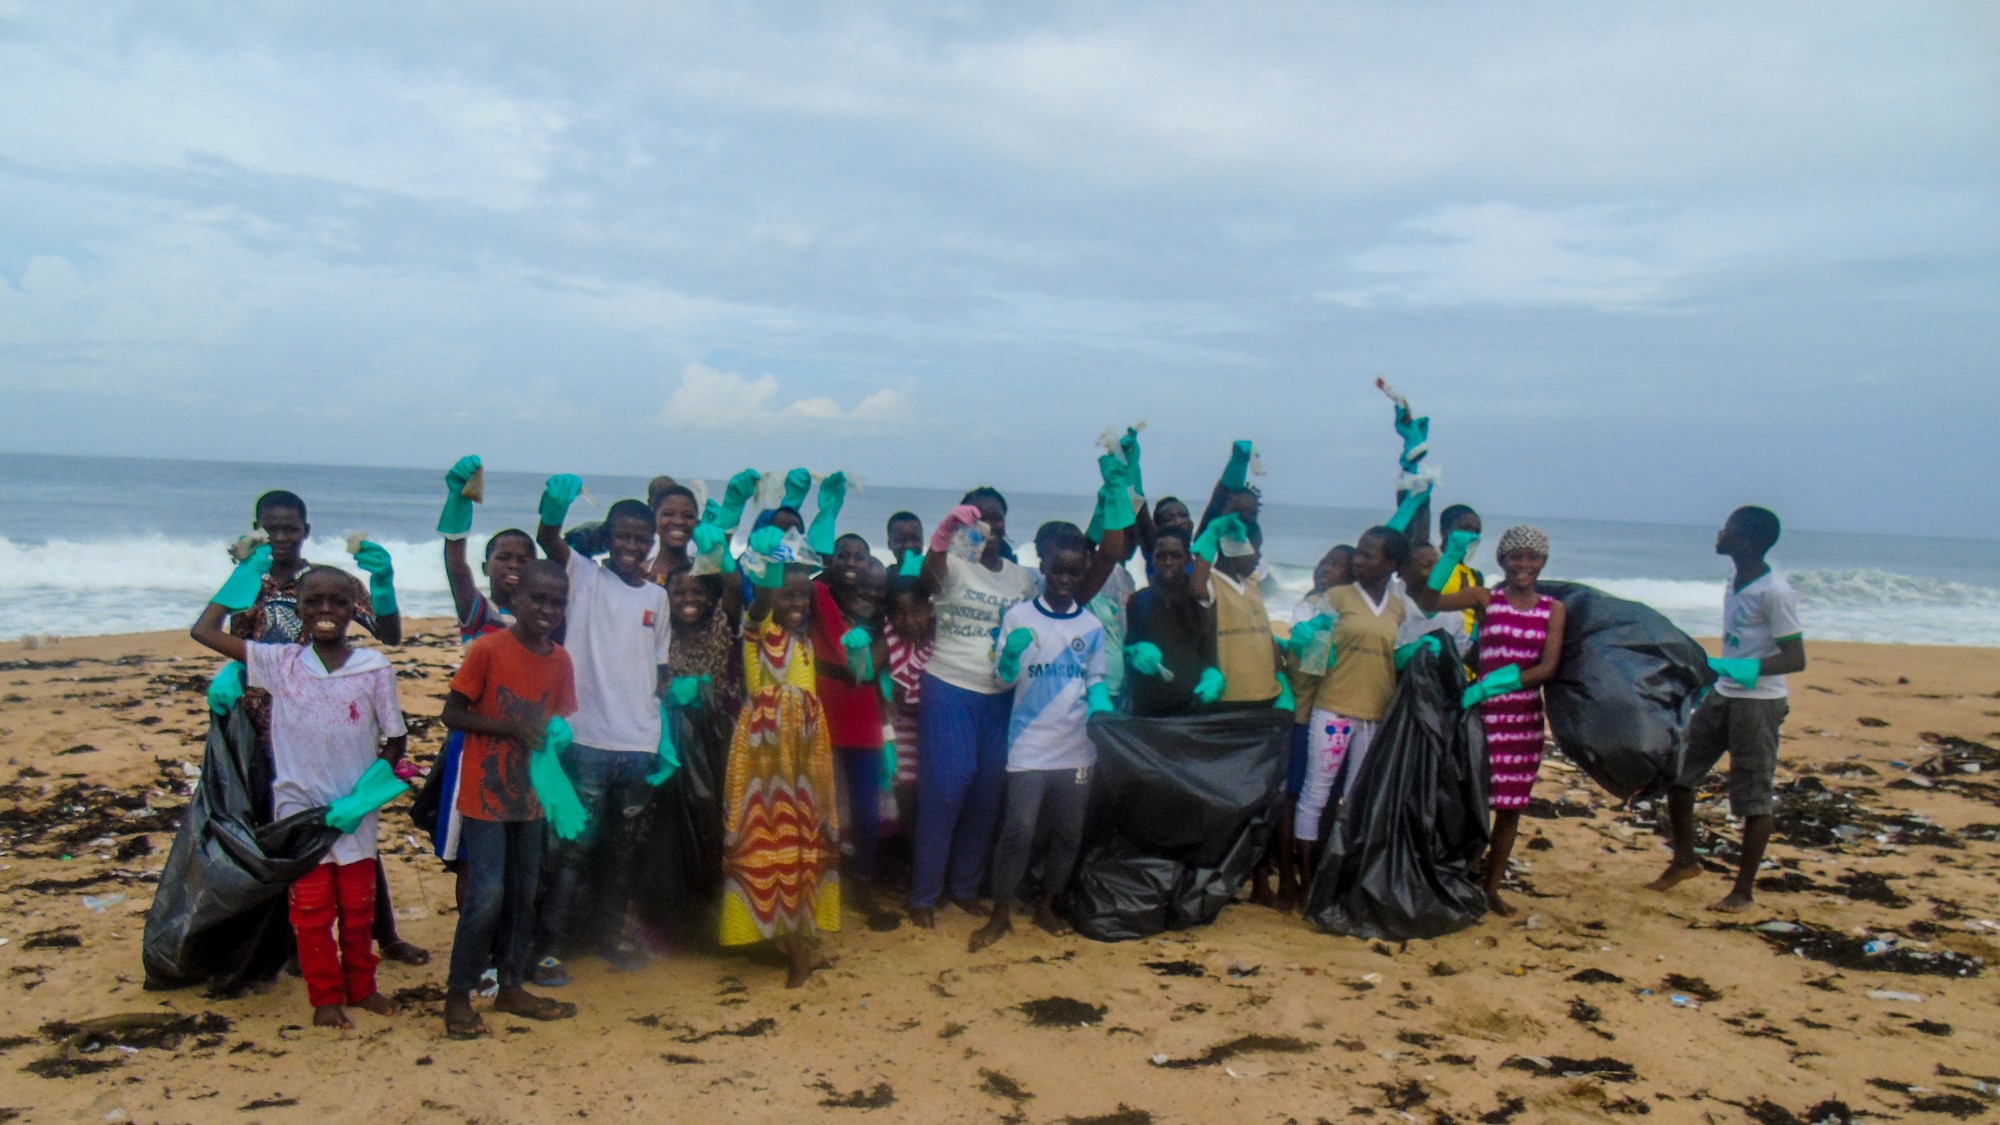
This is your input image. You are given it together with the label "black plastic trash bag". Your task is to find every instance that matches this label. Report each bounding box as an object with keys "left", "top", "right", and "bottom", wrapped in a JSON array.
[
  {"left": 143, "top": 704, "right": 340, "bottom": 993},
  {"left": 1064, "top": 708, "right": 1291, "bottom": 942},
  {"left": 1537, "top": 580, "right": 1715, "bottom": 801},
  {"left": 1304, "top": 638, "right": 1489, "bottom": 941},
  {"left": 632, "top": 693, "right": 734, "bottom": 943}
]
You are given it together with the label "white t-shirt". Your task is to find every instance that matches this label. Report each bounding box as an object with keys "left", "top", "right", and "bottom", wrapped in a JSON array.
[
  {"left": 928, "top": 553, "right": 1038, "bottom": 694},
  {"left": 246, "top": 643, "right": 407, "bottom": 866},
  {"left": 1719, "top": 570, "right": 1803, "bottom": 701},
  {"left": 1391, "top": 576, "right": 1468, "bottom": 655},
  {"left": 1001, "top": 597, "right": 1108, "bottom": 772},
  {"left": 563, "top": 550, "right": 672, "bottom": 753}
]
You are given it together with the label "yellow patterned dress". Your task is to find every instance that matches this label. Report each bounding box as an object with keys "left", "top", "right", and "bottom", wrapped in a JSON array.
[{"left": 719, "top": 617, "right": 841, "bottom": 947}]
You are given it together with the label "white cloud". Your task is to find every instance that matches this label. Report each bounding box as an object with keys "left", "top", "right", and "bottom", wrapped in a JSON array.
[{"left": 662, "top": 363, "right": 912, "bottom": 430}]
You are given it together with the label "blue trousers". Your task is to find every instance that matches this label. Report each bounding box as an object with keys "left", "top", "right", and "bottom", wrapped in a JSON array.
[
  {"left": 910, "top": 674, "right": 1012, "bottom": 909},
  {"left": 836, "top": 747, "right": 882, "bottom": 881},
  {"left": 535, "top": 744, "right": 654, "bottom": 958},
  {"left": 447, "top": 817, "right": 543, "bottom": 992}
]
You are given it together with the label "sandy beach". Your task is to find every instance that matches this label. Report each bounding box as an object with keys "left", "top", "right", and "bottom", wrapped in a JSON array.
[{"left": 0, "top": 623, "right": 1995, "bottom": 1124}]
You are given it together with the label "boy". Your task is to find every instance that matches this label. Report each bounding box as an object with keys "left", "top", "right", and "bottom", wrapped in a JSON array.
[
  {"left": 970, "top": 525, "right": 1109, "bottom": 951},
  {"left": 882, "top": 572, "right": 935, "bottom": 845},
  {"left": 886, "top": 512, "right": 925, "bottom": 569},
  {"left": 192, "top": 565, "right": 408, "bottom": 1030},
  {"left": 1122, "top": 529, "right": 1217, "bottom": 718},
  {"left": 1190, "top": 514, "right": 1284, "bottom": 708},
  {"left": 812, "top": 555, "right": 892, "bottom": 914},
  {"left": 534, "top": 477, "right": 673, "bottom": 981},
  {"left": 1648, "top": 506, "right": 1806, "bottom": 913},
  {"left": 439, "top": 559, "right": 580, "bottom": 1037}
]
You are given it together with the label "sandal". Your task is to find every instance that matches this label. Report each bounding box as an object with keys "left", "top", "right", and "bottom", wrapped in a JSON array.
[
  {"left": 495, "top": 994, "right": 577, "bottom": 1022},
  {"left": 444, "top": 1013, "right": 490, "bottom": 1041},
  {"left": 531, "top": 956, "right": 569, "bottom": 988}
]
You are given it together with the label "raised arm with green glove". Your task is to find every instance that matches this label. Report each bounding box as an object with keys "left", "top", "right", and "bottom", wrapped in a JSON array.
[
  {"left": 1118, "top": 427, "right": 1145, "bottom": 498},
  {"left": 437, "top": 454, "right": 481, "bottom": 539},
  {"left": 531, "top": 716, "right": 590, "bottom": 840},
  {"left": 350, "top": 540, "right": 399, "bottom": 618},
  {"left": 1385, "top": 485, "right": 1432, "bottom": 536},
  {"left": 324, "top": 758, "right": 409, "bottom": 834},
  {"left": 1428, "top": 529, "right": 1477, "bottom": 593},
  {"left": 539, "top": 474, "right": 584, "bottom": 529},
  {"left": 781, "top": 467, "right": 813, "bottom": 510},
  {"left": 1191, "top": 513, "right": 1247, "bottom": 564},
  {"left": 808, "top": 471, "right": 847, "bottom": 556},
  {"left": 707, "top": 468, "right": 761, "bottom": 532},
  {"left": 211, "top": 543, "right": 273, "bottom": 611},
  {"left": 691, "top": 520, "right": 736, "bottom": 575},
  {"left": 745, "top": 525, "right": 788, "bottom": 590},
  {"left": 1220, "top": 440, "right": 1255, "bottom": 491}
]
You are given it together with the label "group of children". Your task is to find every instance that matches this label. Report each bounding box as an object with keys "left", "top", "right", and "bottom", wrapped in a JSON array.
[{"left": 187, "top": 398, "right": 1806, "bottom": 1035}]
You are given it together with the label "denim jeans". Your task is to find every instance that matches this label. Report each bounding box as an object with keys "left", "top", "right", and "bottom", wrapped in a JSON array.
[
  {"left": 534, "top": 744, "right": 655, "bottom": 959},
  {"left": 447, "top": 818, "right": 544, "bottom": 992}
]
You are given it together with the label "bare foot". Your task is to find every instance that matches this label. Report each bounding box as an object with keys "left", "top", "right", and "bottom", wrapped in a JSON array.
[
  {"left": 494, "top": 987, "right": 577, "bottom": 1021},
  {"left": 1708, "top": 891, "right": 1755, "bottom": 913},
  {"left": 949, "top": 896, "right": 983, "bottom": 916},
  {"left": 381, "top": 939, "right": 431, "bottom": 966},
  {"left": 443, "top": 992, "right": 487, "bottom": 1040},
  {"left": 352, "top": 992, "right": 401, "bottom": 1017},
  {"left": 909, "top": 907, "right": 936, "bottom": 930},
  {"left": 312, "top": 1004, "right": 354, "bottom": 1030},
  {"left": 1485, "top": 889, "right": 1517, "bottom": 917},
  {"left": 1249, "top": 876, "right": 1275, "bottom": 908},
  {"left": 968, "top": 917, "right": 1011, "bottom": 952},
  {"left": 1032, "top": 902, "right": 1071, "bottom": 938},
  {"left": 785, "top": 942, "right": 814, "bottom": 989},
  {"left": 1645, "top": 861, "right": 1704, "bottom": 893}
]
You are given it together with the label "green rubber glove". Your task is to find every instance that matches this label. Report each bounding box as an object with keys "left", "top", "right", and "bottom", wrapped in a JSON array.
[
  {"left": 897, "top": 549, "right": 924, "bottom": 578},
  {"left": 324, "top": 759, "right": 408, "bottom": 834},
  {"left": 1097, "top": 460, "right": 1136, "bottom": 534},
  {"left": 1220, "top": 440, "right": 1254, "bottom": 491},
  {"left": 539, "top": 474, "right": 583, "bottom": 529},
  {"left": 1287, "top": 614, "right": 1333, "bottom": 662},
  {"left": 691, "top": 520, "right": 736, "bottom": 575},
  {"left": 840, "top": 626, "right": 875, "bottom": 683},
  {"left": 1124, "top": 641, "right": 1165, "bottom": 677},
  {"left": 532, "top": 717, "right": 589, "bottom": 840},
  {"left": 1428, "top": 529, "right": 1477, "bottom": 593},
  {"left": 1086, "top": 682, "right": 1113, "bottom": 716},
  {"left": 880, "top": 736, "right": 897, "bottom": 791},
  {"left": 1394, "top": 407, "right": 1429, "bottom": 464},
  {"left": 207, "top": 662, "right": 246, "bottom": 716},
  {"left": 995, "top": 627, "right": 1035, "bottom": 684},
  {"left": 212, "top": 543, "right": 273, "bottom": 612},
  {"left": 1462, "top": 663, "right": 1525, "bottom": 709},
  {"left": 1118, "top": 427, "right": 1145, "bottom": 497},
  {"left": 1707, "top": 656, "right": 1760, "bottom": 690},
  {"left": 877, "top": 669, "right": 894, "bottom": 703},
  {"left": 646, "top": 702, "right": 681, "bottom": 786},
  {"left": 1273, "top": 676, "right": 1295, "bottom": 712},
  {"left": 782, "top": 467, "right": 813, "bottom": 510},
  {"left": 1394, "top": 634, "right": 1442, "bottom": 670},
  {"left": 437, "top": 454, "right": 480, "bottom": 539},
  {"left": 667, "top": 674, "right": 707, "bottom": 709},
  {"left": 808, "top": 471, "right": 847, "bottom": 556},
  {"left": 746, "top": 525, "right": 787, "bottom": 590},
  {"left": 1191, "top": 513, "right": 1246, "bottom": 564},
  {"left": 1385, "top": 485, "right": 1432, "bottom": 535},
  {"left": 351, "top": 540, "right": 399, "bottom": 617},
  {"left": 1193, "top": 666, "right": 1226, "bottom": 704},
  {"left": 717, "top": 469, "right": 761, "bottom": 530}
]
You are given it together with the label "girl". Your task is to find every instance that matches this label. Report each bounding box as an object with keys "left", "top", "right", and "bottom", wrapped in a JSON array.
[
  {"left": 910, "top": 491, "right": 1038, "bottom": 928},
  {"left": 1258, "top": 545, "right": 1352, "bottom": 910},
  {"left": 1292, "top": 526, "right": 1408, "bottom": 872},
  {"left": 720, "top": 559, "right": 840, "bottom": 987},
  {"left": 646, "top": 484, "right": 702, "bottom": 584},
  {"left": 882, "top": 574, "right": 935, "bottom": 850},
  {"left": 1467, "top": 526, "right": 1565, "bottom": 917}
]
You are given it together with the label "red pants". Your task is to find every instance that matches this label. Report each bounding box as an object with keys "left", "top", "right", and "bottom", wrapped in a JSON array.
[{"left": 289, "top": 859, "right": 381, "bottom": 1008}]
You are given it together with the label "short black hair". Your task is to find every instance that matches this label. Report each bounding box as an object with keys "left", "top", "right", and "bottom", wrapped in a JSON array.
[
  {"left": 255, "top": 489, "right": 307, "bottom": 523},
  {"left": 485, "top": 528, "right": 535, "bottom": 559},
  {"left": 1438, "top": 503, "right": 1479, "bottom": 532},
  {"left": 836, "top": 532, "right": 870, "bottom": 553},
  {"left": 1361, "top": 525, "right": 1411, "bottom": 566},
  {"left": 1033, "top": 520, "right": 1081, "bottom": 557},
  {"left": 518, "top": 558, "right": 570, "bottom": 592},
  {"left": 1152, "top": 526, "right": 1191, "bottom": 552},
  {"left": 961, "top": 486, "right": 1008, "bottom": 513},
  {"left": 607, "top": 499, "right": 655, "bottom": 530},
  {"left": 651, "top": 484, "right": 697, "bottom": 511},
  {"left": 297, "top": 564, "right": 353, "bottom": 597},
  {"left": 1038, "top": 522, "right": 1090, "bottom": 562},
  {"left": 886, "top": 511, "right": 921, "bottom": 529},
  {"left": 1731, "top": 506, "right": 1781, "bottom": 554}
]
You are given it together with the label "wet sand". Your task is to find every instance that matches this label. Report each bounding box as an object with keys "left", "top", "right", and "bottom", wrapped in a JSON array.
[{"left": 0, "top": 625, "right": 1996, "bottom": 1123}]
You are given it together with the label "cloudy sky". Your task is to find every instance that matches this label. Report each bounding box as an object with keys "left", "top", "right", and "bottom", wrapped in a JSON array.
[{"left": 3, "top": 3, "right": 1996, "bottom": 536}]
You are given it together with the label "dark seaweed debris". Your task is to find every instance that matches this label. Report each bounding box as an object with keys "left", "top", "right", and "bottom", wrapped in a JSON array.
[
  {"left": 817, "top": 1082, "right": 894, "bottom": 1109},
  {"left": 1061, "top": 1108, "right": 1151, "bottom": 1125},
  {"left": 1152, "top": 1034, "right": 1313, "bottom": 1070},
  {"left": 1569, "top": 968, "right": 1625, "bottom": 985},
  {"left": 1376, "top": 1078, "right": 1430, "bottom": 1110},
  {"left": 1735, "top": 1098, "right": 1857, "bottom": 1125},
  {"left": 1017, "top": 997, "right": 1106, "bottom": 1027},
  {"left": 1479, "top": 1096, "right": 1527, "bottom": 1124},
  {"left": 1142, "top": 960, "right": 1205, "bottom": 978},
  {"left": 1501, "top": 1055, "right": 1638, "bottom": 1083},
  {"left": 1750, "top": 920, "right": 1984, "bottom": 978},
  {"left": 1661, "top": 974, "right": 1722, "bottom": 1002},
  {"left": 676, "top": 1017, "right": 776, "bottom": 1043},
  {"left": 980, "top": 1070, "right": 1032, "bottom": 1101}
]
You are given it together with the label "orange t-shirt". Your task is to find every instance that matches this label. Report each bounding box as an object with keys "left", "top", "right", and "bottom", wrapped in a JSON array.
[{"left": 449, "top": 630, "right": 578, "bottom": 822}]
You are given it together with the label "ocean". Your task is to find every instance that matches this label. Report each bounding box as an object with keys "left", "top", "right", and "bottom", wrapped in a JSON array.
[{"left": 3, "top": 452, "right": 1997, "bottom": 647}]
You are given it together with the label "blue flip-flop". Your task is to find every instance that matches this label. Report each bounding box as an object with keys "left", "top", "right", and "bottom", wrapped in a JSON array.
[{"left": 532, "top": 956, "right": 569, "bottom": 987}]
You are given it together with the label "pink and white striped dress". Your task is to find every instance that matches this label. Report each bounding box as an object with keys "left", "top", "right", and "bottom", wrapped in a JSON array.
[{"left": 1477, "top": 593, "right": 1554, "bottom": 810}]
